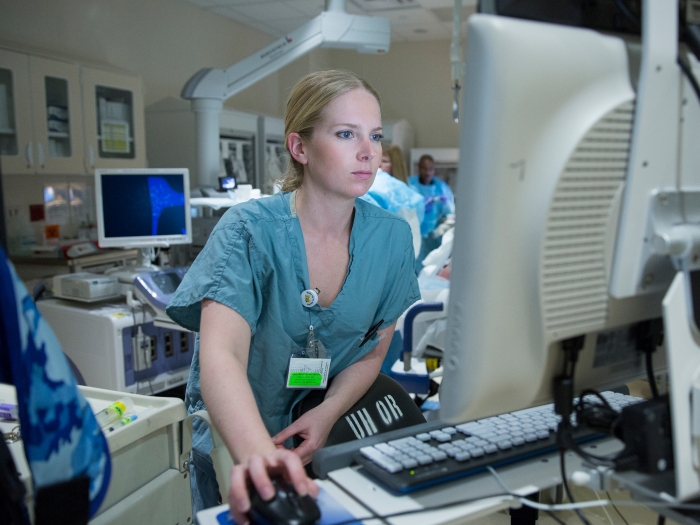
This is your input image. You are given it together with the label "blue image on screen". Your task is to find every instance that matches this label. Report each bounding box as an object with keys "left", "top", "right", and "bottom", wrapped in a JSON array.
[{"left": 102, "top": 174, "right": 186, "bottom": 238}]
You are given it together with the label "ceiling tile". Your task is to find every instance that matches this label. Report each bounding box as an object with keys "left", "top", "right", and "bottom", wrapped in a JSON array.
[
  {"left": 350, "top": 0, "right": 418, "bottom": 11},
  {"left": 243, "top": 20, "right": 281, "bottom": 36},
  {"left": 183, "top": 0, "right": 464, "bottom": 41},
  {"left": 184, "top": 0, "right": 222, "bottom": 7},
  {"left": 283, "top": 0, "right": 325, "bottom": 16},
  {"left": 214, "top": 0, "right": 275, "bottom": 4},
  {"left": 209, "top": 5, "right": 252, "bottom": 21},
  {"left": 379, "top": 6, "right": 440, "bottom": 25},
  {"left": 265, "top": 17, "right": 317, "bottom": 33},
  {"left": 232, "top": 1, "right": 308, "bottom": 19},
  {"left": 345, "top": 1, "right": 368, "bottom": 15}
]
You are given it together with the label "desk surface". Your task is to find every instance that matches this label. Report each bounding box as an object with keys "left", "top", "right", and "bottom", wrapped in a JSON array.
[{"left": 198, "top": 438, "right": 625, "bottom": 525}]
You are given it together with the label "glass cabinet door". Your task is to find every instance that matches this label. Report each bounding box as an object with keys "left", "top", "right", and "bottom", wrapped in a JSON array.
[
  {"left": 44, "top": 76, "right": 71, "bottom": 158},
  {"left": 0, "top": 67, "right": 18, "bottom": 156},
  {"left": 29, "top": 56, "right": 84, "bottom": 174},
  {"left": 95, "top": 85, "right": 135, "bottom": 159},
  {"left": 81, "top": 66, "right": 145, "bottom": 170},
  {"left": 0, "top": 49, "right": 34, "bottom": 174}
]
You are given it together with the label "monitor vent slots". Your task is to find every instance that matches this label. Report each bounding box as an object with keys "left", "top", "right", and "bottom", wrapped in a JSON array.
[{"left": 541, "top": 101, "right": 635, "bottom": 335}]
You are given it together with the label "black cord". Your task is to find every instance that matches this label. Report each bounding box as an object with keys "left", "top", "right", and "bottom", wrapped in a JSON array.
[
  {"left": 544, "top": 509, "right": 568, "bottom": 525},
  {"left": 606, "top": 490, "right": 631, "bottom": 525},
  {"left": 645, "top": 350, "right": 659, "bottom": 399},
  {"left": 560, "top": 451, "right": 592, "bottom": 525},
  {"left": 678, "top": 55, "right": 700, "bottom": 107}
]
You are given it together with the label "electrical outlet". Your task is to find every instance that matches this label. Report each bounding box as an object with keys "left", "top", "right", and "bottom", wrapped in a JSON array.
[
  {"left": 164, "top": 332, "right": 174, "bottom": 357},
  {"left": 7, "top": 207, "right": 19, "bottom": 218}
]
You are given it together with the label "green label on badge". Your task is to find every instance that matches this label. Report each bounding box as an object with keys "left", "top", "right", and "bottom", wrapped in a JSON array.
[{"left": 288, "top": 372, "right": 323, "bottom": 387}]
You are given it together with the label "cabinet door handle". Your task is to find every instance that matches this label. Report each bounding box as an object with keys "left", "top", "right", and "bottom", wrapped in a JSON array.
[
  {"left": 88, "top": 145, "right": 95, "bottom": 170},
  {"left": 37, "top": 142, "right": 45, "bottom": 168},
  {"left": 25, "top": 142, "right": 33, "bottom": 169}
]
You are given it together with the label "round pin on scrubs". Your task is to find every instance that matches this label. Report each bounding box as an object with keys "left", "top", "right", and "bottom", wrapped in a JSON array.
[{"left": 301, "top": 288, "right": 320, "bottom": 308}]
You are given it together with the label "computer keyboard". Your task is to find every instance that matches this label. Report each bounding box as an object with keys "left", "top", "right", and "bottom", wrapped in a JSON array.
[{"left": 313, "top": 391, "right": 641, "bottom": 493}]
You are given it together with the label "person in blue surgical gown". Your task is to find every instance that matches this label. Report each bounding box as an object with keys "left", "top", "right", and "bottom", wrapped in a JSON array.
[
  {"left": 408, "top": 154, "right": 455, "bottom": 271},
  {"left": 166, "top": 70, "right": 420, "bottom": 523}
]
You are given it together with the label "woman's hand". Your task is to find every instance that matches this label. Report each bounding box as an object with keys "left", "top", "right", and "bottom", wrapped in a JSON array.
[
  {"left": 228, "top": 448, "right": 318, "bottom": 525},
  {"left": 271, "top": 403, "right": 337, "bottom": 466}
]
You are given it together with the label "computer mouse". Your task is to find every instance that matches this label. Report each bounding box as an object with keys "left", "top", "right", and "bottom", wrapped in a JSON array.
[{"left": 249, "top": 478, "right": 321, "bottom": 525}]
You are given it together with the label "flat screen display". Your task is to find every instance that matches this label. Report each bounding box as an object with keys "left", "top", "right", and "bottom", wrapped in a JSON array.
[{"left": 95, "top": 168, "right": 192, "bottom": 248}]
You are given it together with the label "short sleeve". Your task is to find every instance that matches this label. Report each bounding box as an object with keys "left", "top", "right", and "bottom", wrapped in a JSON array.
[
  {"left": 375, "top": 222, "right": 421, "bottom": 329},
  {"left": 166, "top": 221, "right": 263, "bottom": 333}
]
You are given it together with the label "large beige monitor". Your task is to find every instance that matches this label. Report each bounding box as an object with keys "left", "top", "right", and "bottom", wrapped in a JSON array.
[{"left": 440, "top": 14, "right": 667, "bottom": 424}]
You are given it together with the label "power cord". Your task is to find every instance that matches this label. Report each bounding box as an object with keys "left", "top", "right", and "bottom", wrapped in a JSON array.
[
  {"left": 633, "top": 319, "right": 663, "bottom": 399},
  {"left": 485, "top": 465, "right": 700, "bottom": 515},
  {"left": 560, "top": 452, "right": 593, "bottom": 525},
  {"left": 606, "top": 490, "right": 631, "bottom": 525}
]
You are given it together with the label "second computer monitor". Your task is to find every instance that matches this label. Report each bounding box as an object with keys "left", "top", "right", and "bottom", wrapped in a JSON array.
[
  {"left": 95, "top": 168, "right": 192, "bottom": 250},
  {"left": 440, "top": 14, "right": 667, "bottom": 423}
]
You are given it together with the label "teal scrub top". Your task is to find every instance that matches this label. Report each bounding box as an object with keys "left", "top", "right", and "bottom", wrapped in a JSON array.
[{"left": 166, "top": 191, "right": 420, "bottom": 438}]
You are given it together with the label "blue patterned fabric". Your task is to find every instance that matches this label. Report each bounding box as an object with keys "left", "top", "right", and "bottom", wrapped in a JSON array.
[{"left": 0, "top": 247, "right": 111, "bottom": 518}]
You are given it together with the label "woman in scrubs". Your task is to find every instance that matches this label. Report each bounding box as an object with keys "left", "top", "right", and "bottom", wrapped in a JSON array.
[{"left": 167, "top": 70, "right": 420, "bottom": 522}]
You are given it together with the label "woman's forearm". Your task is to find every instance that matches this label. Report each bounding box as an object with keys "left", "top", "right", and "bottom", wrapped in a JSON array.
[
  {"left": 199, "top": 299, "right": 276, "bottom": 462},
  {"left": 321, "top": 324, "right": 396, "bottom": 420}
]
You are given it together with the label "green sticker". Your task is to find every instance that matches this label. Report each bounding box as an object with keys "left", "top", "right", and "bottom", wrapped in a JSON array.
[{"left": 288, "top": 372, "right": 323, "bottom": 387}]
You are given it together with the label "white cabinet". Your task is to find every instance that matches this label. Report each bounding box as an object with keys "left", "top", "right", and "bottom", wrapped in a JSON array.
[
  {"left": 0, "top": 49, "right": 84, "bottom": 174},
  {"left": 0, "top": 48, "right": 146, "bottom": 175},
  {"left": 81, "top": 66, "right": 146, "bottom": 171}
]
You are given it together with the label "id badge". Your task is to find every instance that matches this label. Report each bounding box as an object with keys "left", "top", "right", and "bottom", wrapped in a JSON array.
[{"left": 286, "top": 356, "right": 331, "bottom": 389}]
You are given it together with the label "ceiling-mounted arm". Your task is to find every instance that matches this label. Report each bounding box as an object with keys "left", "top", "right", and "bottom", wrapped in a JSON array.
[{"left": 181, "top": 0, "right": 390, "bottom": 188}]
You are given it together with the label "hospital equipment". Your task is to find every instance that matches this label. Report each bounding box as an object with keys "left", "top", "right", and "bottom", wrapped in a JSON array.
[
  {"left": 220, "top": 134, "right": 254, "bottom": 185},
  {"left": 52, "top": 272, "right": 119, "bottom": 302},
  {"left": 94, "top": 167, "right": 192, "bottom": 272},
  {"left": 133, "top": 266, "right": 189, "bottom": 330},
  {"left": 181, "top": 0, "right": 390, "bottom": 187},
  {"left": 1, "top": 383, "right": 193, "bottom": 525},
  {"left": 37, "top": 298, "right": 194, "bottom": 395}
]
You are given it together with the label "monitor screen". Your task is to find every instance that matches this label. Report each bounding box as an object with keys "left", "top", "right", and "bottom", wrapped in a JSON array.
[
  {"left": 439, "top": 14, "right": 667, "bottom": 424},
  {"left": 95, "top": 168, "right": 192, "bottom": 248}
]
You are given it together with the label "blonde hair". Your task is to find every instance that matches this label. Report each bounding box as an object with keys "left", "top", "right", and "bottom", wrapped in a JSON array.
[
  {"left": 279, "top": 70, "right": 381, "bottom": 192},
  {"left": 388, "top": 144, "right": 408, "bottom": 184}
]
